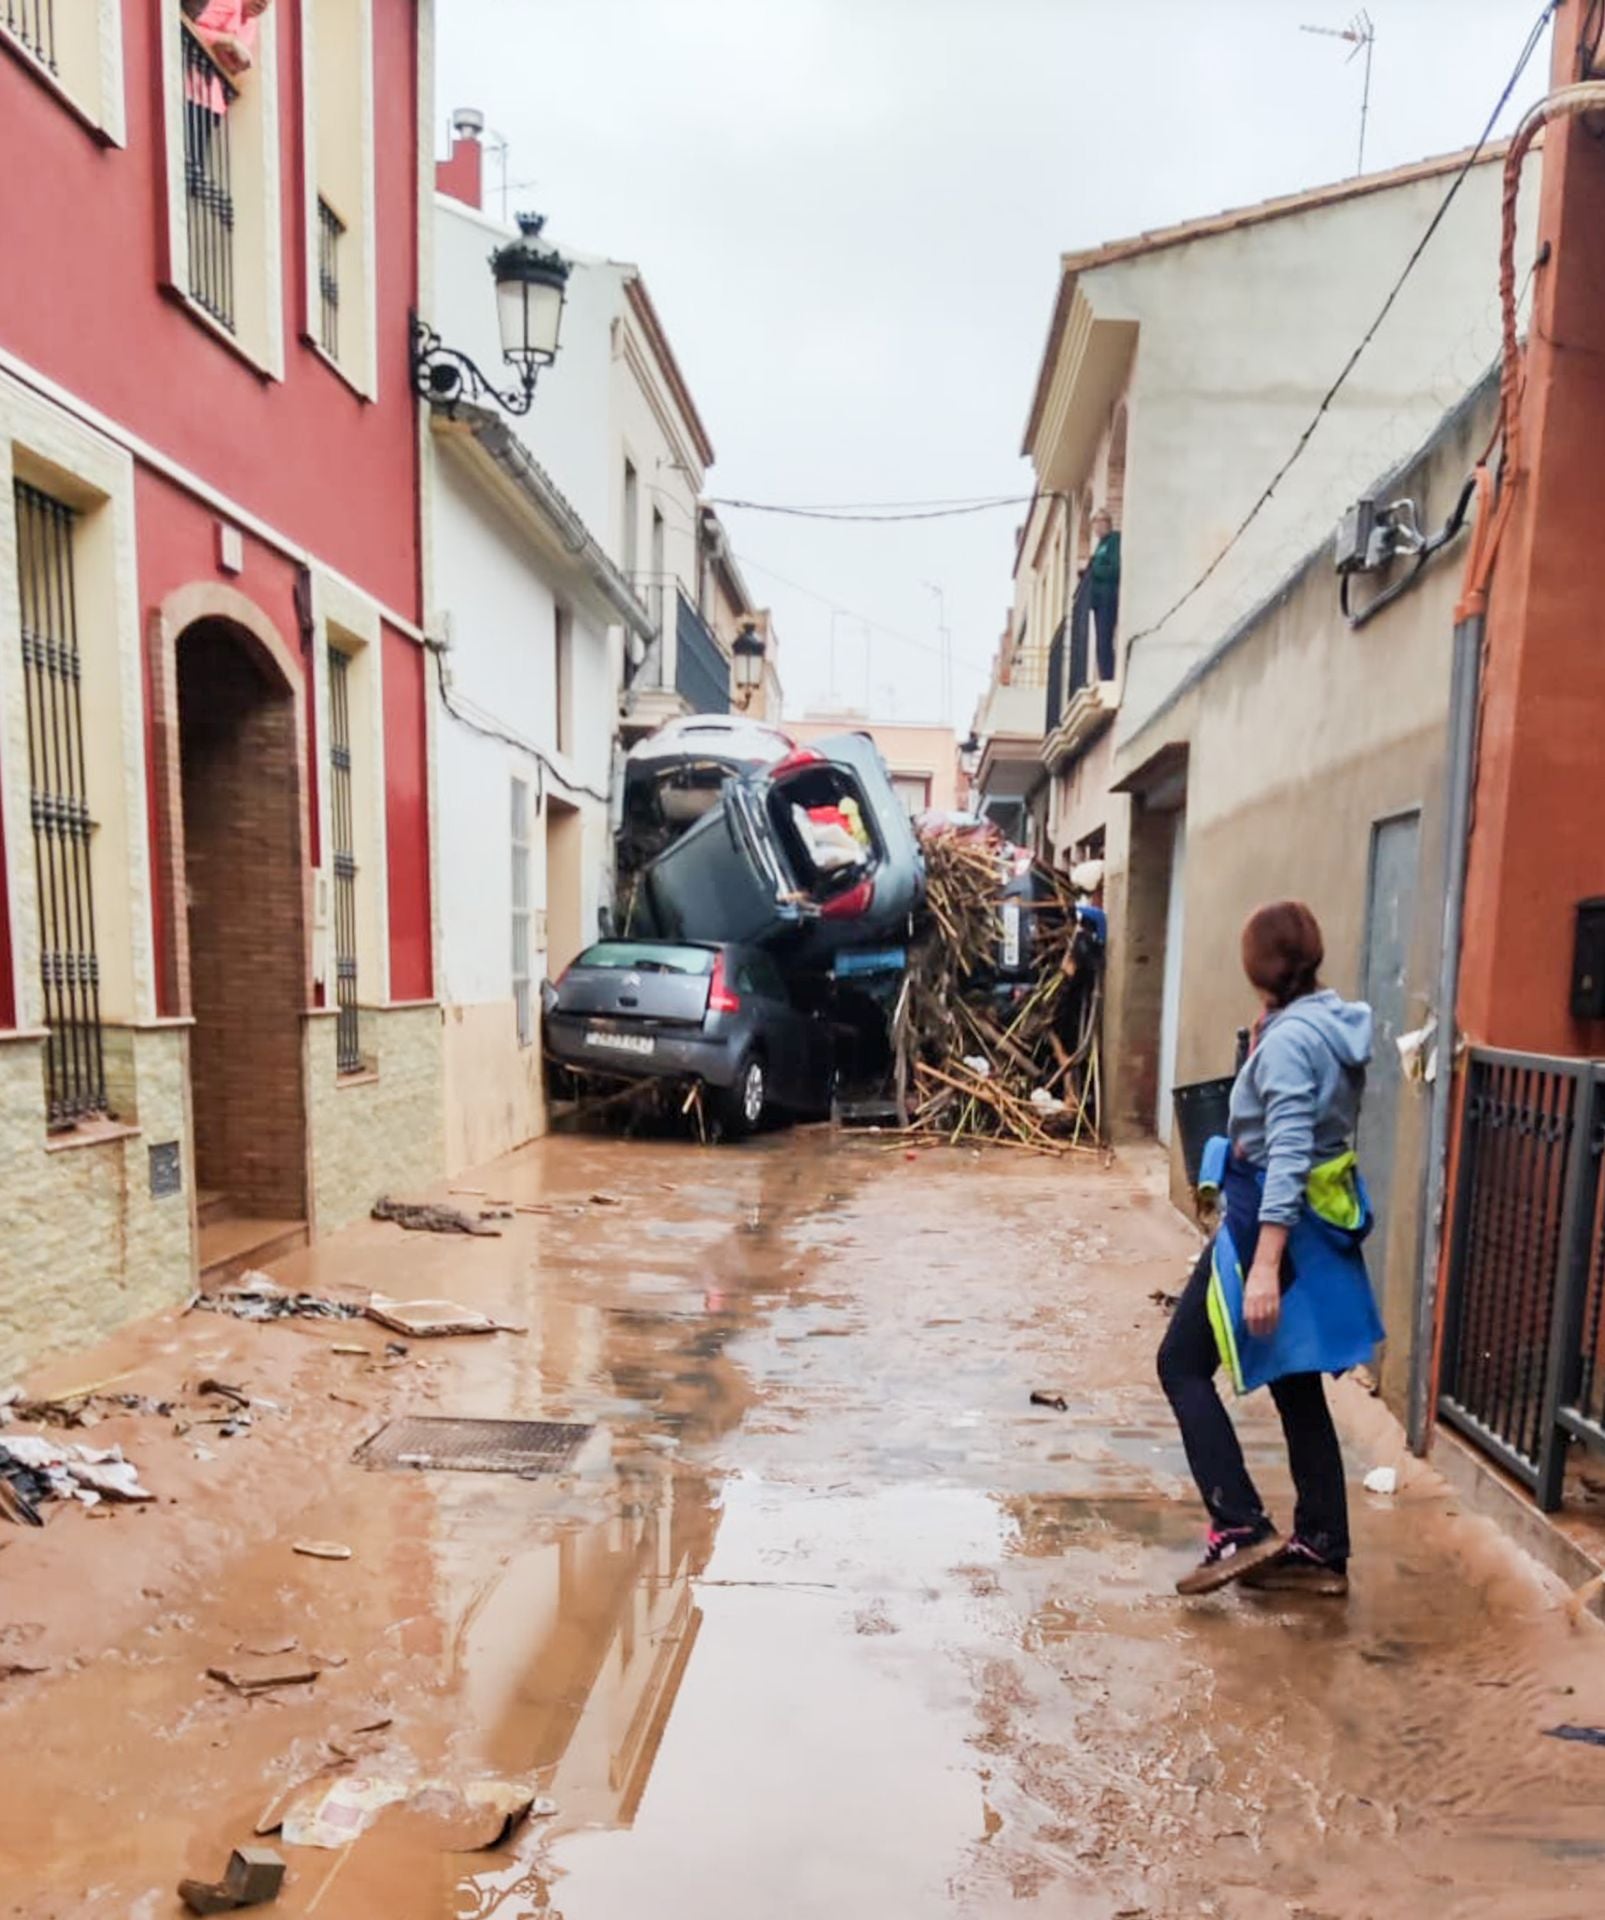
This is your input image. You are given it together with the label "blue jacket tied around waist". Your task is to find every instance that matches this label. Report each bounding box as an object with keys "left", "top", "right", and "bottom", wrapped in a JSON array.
[{"left": 1199, "top": 1135, "right": 1384, "bottom": 1395}]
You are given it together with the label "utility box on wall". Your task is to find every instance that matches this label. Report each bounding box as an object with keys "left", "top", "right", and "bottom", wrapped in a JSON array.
[{"left": 1570, "top": 897, "right": 1605, "bottom": 1019}]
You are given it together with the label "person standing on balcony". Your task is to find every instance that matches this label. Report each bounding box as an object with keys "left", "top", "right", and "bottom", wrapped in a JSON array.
[
  {"left": 1086, "top": 509, "right": 1120, "bottom": 682},
  {"left": 1157, "top": 901, "right": 1383, "bottom": 1599}
]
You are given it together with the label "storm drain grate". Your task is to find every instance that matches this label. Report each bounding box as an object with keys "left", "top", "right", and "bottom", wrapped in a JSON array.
[{"left": 353, "top": 1416, "right": 594, "bottom": 1477}]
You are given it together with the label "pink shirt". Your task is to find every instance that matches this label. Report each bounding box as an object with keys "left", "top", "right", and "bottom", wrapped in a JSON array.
[{"left": 186, "top": 0, "right": 263, "bottom": 110}]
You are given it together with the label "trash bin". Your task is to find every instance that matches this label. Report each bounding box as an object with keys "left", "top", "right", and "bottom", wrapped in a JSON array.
[{"left": 1171, "top": 1075, "right": 1235, "bottom": 1187}]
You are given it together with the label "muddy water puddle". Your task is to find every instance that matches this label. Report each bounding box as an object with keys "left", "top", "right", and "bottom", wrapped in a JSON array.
[{"left": 3, "top": 1137, "right": 1605, "bottom": 1917}]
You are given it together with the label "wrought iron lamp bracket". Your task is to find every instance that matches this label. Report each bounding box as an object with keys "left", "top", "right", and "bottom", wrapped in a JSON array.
[{"left": 409, "top": 313, "right": 537, "bottom": 417}]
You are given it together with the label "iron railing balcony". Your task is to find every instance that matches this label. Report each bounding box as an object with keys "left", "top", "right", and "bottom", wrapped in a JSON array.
[
  {"left": 181, "top": 22, "right": 238, "bottom": 333},
  {"left": 317, "top": 196, "right": 344, "bottom": 358},
  {"left": 4, "top": 0, "right": 55, "bottom": 70},
  {"left": 674, "top": 589, "right": 730, "bottom": 715}
]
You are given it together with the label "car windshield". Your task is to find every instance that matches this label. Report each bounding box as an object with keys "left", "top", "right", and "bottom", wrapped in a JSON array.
[{"left": 576, "top": 942, "right": 716, "bottom": 976}]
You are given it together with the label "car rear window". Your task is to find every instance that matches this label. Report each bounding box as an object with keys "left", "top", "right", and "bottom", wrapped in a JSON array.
[{"left": 576, "top": 942, "right": 716, "bottom": 976}]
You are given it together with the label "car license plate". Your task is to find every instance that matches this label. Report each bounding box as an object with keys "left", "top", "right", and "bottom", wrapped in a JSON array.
[
  {"left": 1001, "top": 902, "right": 1022, "bottom": 970},
  {"left": 585, "top": 1027, "right": 655, "bottom": 1056}
]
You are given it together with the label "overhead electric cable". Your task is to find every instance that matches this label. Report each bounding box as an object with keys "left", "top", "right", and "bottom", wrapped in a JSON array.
[{"left": 1120, "top": 0, "right": 1558, "bottom": 658}]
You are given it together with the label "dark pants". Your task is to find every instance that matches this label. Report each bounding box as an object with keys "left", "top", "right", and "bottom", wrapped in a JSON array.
[{"left": 1157, "top": 1241, "right": 1350, "bottom": 1566}]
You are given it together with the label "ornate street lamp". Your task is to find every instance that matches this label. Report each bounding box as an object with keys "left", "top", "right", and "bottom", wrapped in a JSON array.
[
  {"left": 732, "top": 620, "right": 766, "bottom": 710},
  {"left": 411, "top": 212, "right": 570, "bottom": 416}
]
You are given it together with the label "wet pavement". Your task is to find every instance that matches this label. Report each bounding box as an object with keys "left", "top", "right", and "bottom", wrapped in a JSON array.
[{"left": 3, "top": 1132, "right": 1605, "bottom": 1918}]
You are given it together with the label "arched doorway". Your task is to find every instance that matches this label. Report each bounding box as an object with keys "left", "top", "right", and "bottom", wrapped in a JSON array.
[{"left": 177, "top": 617, "right": 309, "bottom": 1256}]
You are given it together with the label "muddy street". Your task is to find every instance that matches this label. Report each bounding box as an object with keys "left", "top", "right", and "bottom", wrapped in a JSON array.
[{"left": 3, "top": 1136, "right": 1604, "bottom": 1919}]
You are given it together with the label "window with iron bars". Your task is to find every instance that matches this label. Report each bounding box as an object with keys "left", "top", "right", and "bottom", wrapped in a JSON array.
[
  {"left": 327, "top": 647, "right": 363, "bottom": 1075},
  {"left": 14, "top": 483, "right": 106, "bottom": 1130},
  {"left": 181, "top": 22, "right": 238, "bottom": 332},
  {"left": 3, "top": 0, "right": 55, "bottom": 70},
  {"left": 511, "top": 778, "right": 532, "bottom": 1048},
  {"left": 316, "top": 196, "right": 344, "bottom": 359}
]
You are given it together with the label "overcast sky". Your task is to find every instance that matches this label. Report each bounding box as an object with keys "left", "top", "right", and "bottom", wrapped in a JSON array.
[{"left": 436, "top": 0, "right": 1552, "bottom": 730}]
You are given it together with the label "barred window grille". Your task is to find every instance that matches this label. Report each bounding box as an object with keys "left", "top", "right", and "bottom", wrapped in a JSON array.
[
  {"left": 14, "top": 484, "right": 106, "bottom": 1129},
  {"left": 181, "top": 24, "right": 238, "bottom": 332},
  {"left": 511, "top": 779, "right": 532, "bottom": 1048},
  {"left": 327, "top": 647, "right": 362, "bottom": 1075},
  {"left": 316, "top": 196, "right": 344, "bottom": 359},
  {"left": 3, "top": 0, "right": 55, "bottom": 70}
]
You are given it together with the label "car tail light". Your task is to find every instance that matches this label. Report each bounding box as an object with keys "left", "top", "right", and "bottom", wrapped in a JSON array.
[
  {"left": 821, "top": 877, "right": 875, "bottom": 920},
  {"left": 771, "top": 746, "right": 825, "bottom": 778},
  {"left": 708, "top": 953, "right": 742, "bottom": 1013}
]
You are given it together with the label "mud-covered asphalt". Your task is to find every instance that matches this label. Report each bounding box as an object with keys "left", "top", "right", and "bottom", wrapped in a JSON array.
[{"left": 2, "top": 1132, "right": 1603, "bottom": 1918}]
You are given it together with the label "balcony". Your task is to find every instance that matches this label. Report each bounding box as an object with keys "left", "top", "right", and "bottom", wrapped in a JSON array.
[
  {"left": 1043, "top": 570, "right": 1117, "bottom": 769},
  {"left": 674, "top": 590, "right": 730, "bottom": 715}
]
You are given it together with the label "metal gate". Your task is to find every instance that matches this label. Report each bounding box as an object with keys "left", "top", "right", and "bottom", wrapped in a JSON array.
[{"left": 1438, "top": 1048, "right": 1605, "bottom": 1509}]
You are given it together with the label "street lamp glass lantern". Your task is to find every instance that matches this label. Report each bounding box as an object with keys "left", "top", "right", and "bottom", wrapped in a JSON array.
[
  {"left": 732, "top": 626, "right": 766, "bottom": 699},
  {"left": 492, "top": 213, "right": 570, "bottom": 369}
]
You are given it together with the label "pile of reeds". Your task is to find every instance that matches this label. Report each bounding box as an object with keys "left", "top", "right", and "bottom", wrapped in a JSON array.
[{"left": 895, "top": 823, "right": 1102, "bottom": 1153}]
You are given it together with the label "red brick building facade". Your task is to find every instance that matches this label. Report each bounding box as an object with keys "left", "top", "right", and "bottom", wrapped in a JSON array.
[{"left": 0, "top": 1, "right": 441, "bottom": 1375}]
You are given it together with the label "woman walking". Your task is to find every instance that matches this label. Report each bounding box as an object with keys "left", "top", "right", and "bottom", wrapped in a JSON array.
[{"left": 1158, "top": 901, "right": 1383, "bottom": 1598}]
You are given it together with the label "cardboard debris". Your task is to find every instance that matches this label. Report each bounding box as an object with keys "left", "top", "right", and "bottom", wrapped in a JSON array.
[
  {"left": 279, "top": 1771, "right": 552, "bottom": 1852},
  {"left": 365, "top": 1296, "right": 521, "bottom": 1339},
  {"left": 292, "top": 1540, "right": 352, "bottom": 1561},
  {"left": 207, "top": 1655, "right": 322, "bottom": 1696}
]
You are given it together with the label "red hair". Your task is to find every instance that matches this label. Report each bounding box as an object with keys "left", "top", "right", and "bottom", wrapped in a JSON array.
[{"left": 1241, "top": 901, "right": 1324, "bottom": 1008}]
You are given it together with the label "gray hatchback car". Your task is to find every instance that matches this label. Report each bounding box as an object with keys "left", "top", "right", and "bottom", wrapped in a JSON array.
[{"left": 542, "top": 939, "right": 834, "bottom": 1137}]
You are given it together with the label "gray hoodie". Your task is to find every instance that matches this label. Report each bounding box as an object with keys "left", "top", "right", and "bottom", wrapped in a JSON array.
[{"left": 1227, "top": 989, "right": 1373, "bottom": 1226}]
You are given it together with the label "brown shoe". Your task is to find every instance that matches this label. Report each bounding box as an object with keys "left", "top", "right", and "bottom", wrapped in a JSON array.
[
  {"left": 1243, "top": 1544, "right": 1349, "bottom": 1597},
  {"left": 1175, "top": 1527, "right": 1285, "bottom": 1596}
]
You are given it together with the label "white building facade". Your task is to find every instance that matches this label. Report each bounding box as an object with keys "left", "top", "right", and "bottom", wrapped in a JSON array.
[{"left": 426, "top": 151, "right": 733, "bottom": 1169}]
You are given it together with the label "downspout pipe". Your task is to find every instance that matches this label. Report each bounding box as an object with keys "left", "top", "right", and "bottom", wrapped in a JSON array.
[{"left": 1407, "top": 608, "right": 1482, "bottom": 1453}]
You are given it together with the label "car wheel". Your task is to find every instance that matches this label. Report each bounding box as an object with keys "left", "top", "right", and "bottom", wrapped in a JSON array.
[{"left": 717, "top": 1052, "right": 767, "bottom": 1140}]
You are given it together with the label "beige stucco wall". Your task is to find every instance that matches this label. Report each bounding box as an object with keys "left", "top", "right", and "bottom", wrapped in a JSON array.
[
  {"left": 0, "top": 1025, "right": 193, "bottom": 1381},
  {"left": 442, "top": 998, "right": 545, "bottom": 1173},
  {"left": 305, "top": 1003, "right": 444, "bottom": 1234},
  {"left": 1101, "top": 162, "right": 1531, "bottom": 750},
  {"left": 1124, "top": 383, "right": 1496, "bottom": 1414},
  {"left": 788, "top": 719, "right": 960, "bottom": 813}
]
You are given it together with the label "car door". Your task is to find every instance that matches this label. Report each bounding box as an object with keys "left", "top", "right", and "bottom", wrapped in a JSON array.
[
  {"left": 738, "top": 950, "right": 799, "bottom": 1102},
  {"left": 639, "top": 784, "right": 801, "bottom": 946}
]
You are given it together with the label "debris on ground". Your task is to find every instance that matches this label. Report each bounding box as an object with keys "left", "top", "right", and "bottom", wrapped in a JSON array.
[
  {"left": 893, "top": 824, "right": 1103, "bottom": 1152},
  {"left": 1029, "top": 1390, "right": 1069, "bottom": 1412},
  {"left": 0, "top": 1461, "right": 48, "bottom": 1526},
  {"left": 1543, "top": 1724, "right": 1605, "bottom": 1749},
  {"left": 371, "top": 1196, "right": 501, "bottom": 1237},
  {"left": 178, "top": 1846, "right": 286, "bottom": 1913},
  {"left": 190, "top": 1275, "right": 366, "bottom": 1323},
  {"left": 365, "top": 1296, "right": 523, "bottom": 1339},
  {"left": 3, "top": 1387, "right": 175, "bottom": 1430},
  {"left": 1148, "top": 1288, "right": 1182, "bottom": 1313},
  {"left": 1362, "top": 1465, "right": 1399, "bottom": 1496},
  {"left": 292, "top": 1540, "right": 352, "bottom": 1561},
  {"left": 207, "top": 1655, "right": 322, "bottom": 1697},
  {"left": 276, "top": 1771, "right": 553, "bottom": 1852},
  {"left": 589, "top": 1190, "right": 625, "bottom": 1208},
  {"left": 0, "top": 1434, "right": 154, "bottom": 1513}
]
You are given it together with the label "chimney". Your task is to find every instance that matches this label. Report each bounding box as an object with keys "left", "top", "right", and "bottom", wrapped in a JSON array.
[{"left": 437, "top": 106, "right": 484, "bottom": 211}]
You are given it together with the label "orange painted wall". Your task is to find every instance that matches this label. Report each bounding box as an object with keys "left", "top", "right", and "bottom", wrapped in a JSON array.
[{"left": 1456, "top": 2, "right": 1605, "bottom": 1059}]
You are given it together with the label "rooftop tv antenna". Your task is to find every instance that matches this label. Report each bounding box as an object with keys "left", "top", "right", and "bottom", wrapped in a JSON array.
[{"left": 1301, "top": 9, "right": 1376, "bottom": 175}]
